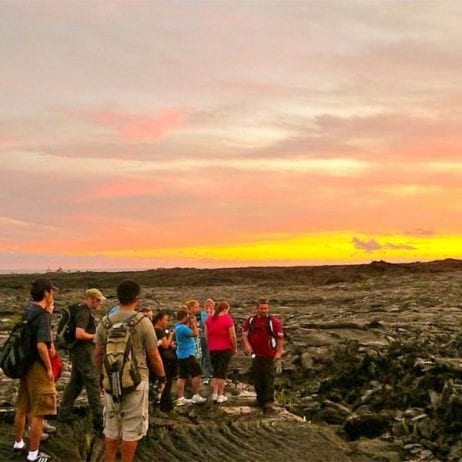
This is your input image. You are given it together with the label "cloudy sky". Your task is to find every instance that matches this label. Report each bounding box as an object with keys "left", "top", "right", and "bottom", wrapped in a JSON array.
[{"left": 1, "top": 1, "right": 462, "bottom": 271}]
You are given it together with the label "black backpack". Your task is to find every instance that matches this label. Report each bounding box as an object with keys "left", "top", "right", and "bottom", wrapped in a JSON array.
[
  {"left": 0, "top": 310, "right": 44, "bottom": 379},
  {"left": 55, "top": 304, "right": 81, "bottom": 350}
]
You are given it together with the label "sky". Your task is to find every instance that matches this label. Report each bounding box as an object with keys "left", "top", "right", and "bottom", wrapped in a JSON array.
[{"left": 1, "top": 1, "right": 462, "bottom": 271}]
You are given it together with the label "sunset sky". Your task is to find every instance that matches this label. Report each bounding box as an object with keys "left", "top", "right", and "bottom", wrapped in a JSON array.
[{"left": 1, "top": 1, "right": 462, "bottom": 271}]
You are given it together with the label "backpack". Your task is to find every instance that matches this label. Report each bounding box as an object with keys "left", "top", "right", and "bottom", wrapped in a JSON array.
[
  {"left": 0, "top": 310, "right": 44, "bottom": 379},
  {"left": 55, "top": 304, "right": 81, "bottom": 350},
  {"left": 101, "top": 312, "right": 145, "bottom": 401},
  {"left": 248, "top": 315, "right": 280, "bottom": 350}
]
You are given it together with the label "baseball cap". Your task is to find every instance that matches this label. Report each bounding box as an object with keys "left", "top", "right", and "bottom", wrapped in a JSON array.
[
  {"left": 85, "top": 288, "right": 106, "bottom": 300},
  {"left": 31, "top": 277, "right": 59, "bottom": 293}
]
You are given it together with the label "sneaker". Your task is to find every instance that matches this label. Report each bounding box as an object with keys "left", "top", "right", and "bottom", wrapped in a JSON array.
[
  {"left": 24, "top": 428, "right": 49, "bottom": 441},
  {"left": 27, "top": 451, "right": 52, "bottom": 461},
  {"left": 203, "top": 379, "right": 210, "bottom": 385},
  {"left": 191, "top": 394, "right": 206, "bottom": 404},
  {"left": 175, "top": 397, "right": 192, "bottom": 406},
  {"left": 211, "top": 394, "right": 218, "bottom": 403},
  {"left": 43, "top": 421, "right": 56, "bottom": 434},
  {"left": 12, "top": 442, "right": 26, "bottom": 455},
  {"left": 217, "top": 395, "right": 228, "bottom": 404}
]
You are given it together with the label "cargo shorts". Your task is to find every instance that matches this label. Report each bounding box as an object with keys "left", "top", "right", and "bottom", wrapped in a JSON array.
[
  {"left": 16, "top": 361, "right": 57, "bottom": 416},
  {"left": 103, "top": 379, "right": 149, "bottom": 442}
]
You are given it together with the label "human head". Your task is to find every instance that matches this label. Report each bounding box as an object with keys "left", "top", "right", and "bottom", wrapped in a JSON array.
[
  {"left": 117, "top": 280, "right": 141, "bottom": 306},
  {"left": 256, "top": 298, "right": 270, "bottom": 317},
  {"left": 176, "top": 309, "right": 189, "bottom": 324},
  {"left": 84, "top": 288, "right": 106, "bottom": 310},
  {"left": 139, "top": 306, "right": 153, "bottom": 321},
  {"left": 213, "top": 301, "right": 229, "bottom": 319},
  {"left": 185, "top": 299, "right": 200, "bottom": 315},
  {"left": 204, "top": 298, "right": 215, "bottom": 315},
  {"left": 30, "top": 277, "right": 58, "bottom": 305},
  {"left": 153, "top": 309, "right": 169, "bottom": 328}
]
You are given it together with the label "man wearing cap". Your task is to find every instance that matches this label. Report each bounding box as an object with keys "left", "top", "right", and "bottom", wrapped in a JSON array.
[
  {"left": 57, "top": 288, "right": 106, "bottom": 429},
  {"left": 13, "top": 277, "right": 58, "bottom": 462}
]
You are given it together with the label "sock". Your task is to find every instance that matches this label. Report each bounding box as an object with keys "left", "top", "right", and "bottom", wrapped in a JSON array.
[
  {"left": 27, "top": 449, "right": 39, "bottom": 461},
  {"left": 13, "top": 439, "right": 25, "bottom": 449}
]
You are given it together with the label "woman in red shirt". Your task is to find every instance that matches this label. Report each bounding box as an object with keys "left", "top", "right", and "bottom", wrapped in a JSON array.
[{"left": 205, "top": 301, "right": 237, "bottom": 403}]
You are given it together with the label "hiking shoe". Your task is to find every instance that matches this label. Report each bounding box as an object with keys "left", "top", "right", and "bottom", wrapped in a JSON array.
[
  {"left": 24, "top": 428, "right": 49, "bottom": 441},
  {"left": 27, "top": 451, "right": 52, "bottom": 461},
  {"left": 217, "top": 395, "right": 228, "bottom": 404},
  {"left": 191, "top": 394, "right": 206, "bottom": 404},
  {"left": 43, "top": 421, "right": 56, "bottom": 433},
  {"left": 175, "top": 397, "right": 192, "bottom": 406}
]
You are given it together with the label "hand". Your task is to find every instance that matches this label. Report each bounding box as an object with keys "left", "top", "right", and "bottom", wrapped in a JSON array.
[
  {"left": 157, "top": 382, "right": 166, "bottom": 395},
  {"left": 47, "top": 368, "right": 54, "bottom": 382},
  {"left": 245, "top": 345, "right": 253, "bottom": 356},
  {"left": 274, "top": 351, "right": 282, "bottom": 360},
  {"left": 49, "top": 343, "right": 56, "bottom": 358}
]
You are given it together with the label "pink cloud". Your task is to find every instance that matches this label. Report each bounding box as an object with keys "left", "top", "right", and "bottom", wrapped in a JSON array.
[{"left": 88, "top": 108, "right": 185, "bottom": 141}]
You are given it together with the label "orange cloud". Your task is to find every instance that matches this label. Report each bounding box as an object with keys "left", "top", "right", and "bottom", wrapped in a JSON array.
[{"left": 89, "top": 108, "right": 185, "bottom": 140}]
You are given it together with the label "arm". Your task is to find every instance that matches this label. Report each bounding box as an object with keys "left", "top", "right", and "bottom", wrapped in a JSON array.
[
  {"left": 94, "top": 343, "right": 104, "bottom": 376},
  {"left": 274, "top": 337, "right": 284, "bottom": 360},
  {"left": 37, "top": 342, "right": 53, "bottom": 381},
  {"left": 147, "top": 347, "right": 166, "bottom": 378},
  {"left": 228, "top": 325, "right": 237, "bottom": 355},
  {"left": 242, "top": 333, "right": 253, "bottom": 355},
  {"left": 75, "top": 327, "right": 95, "bottom": 341},
  {"left": 189, "top": 317, "right": 199, "bottom": 337}
]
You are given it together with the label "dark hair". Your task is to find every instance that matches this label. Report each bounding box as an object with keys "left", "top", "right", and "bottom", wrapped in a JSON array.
[
  {"left": 30, "top": 287, "right": 46, "bottom": 302},
  {"left": 116, "top": 280, "right": 141, "bottom": 305},
  {"left": 257, "top": 298, "right": 269, "bottom": 306},
  {"left": 30, "top": 277, "right": 57, "bottom": 302},
  {"left": 153, "top": 309, "right": 169, "bottom": 325},
  {"left": 213, "top": 301, "right": 229, "bottom": 319},
  {"left": 176, "top": 309, "right": 188, "bottom": 321}
]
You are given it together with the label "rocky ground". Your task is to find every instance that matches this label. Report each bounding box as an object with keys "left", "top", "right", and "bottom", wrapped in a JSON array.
[{"left": 1, "top": 261, "right": 462, "bottom": 461}]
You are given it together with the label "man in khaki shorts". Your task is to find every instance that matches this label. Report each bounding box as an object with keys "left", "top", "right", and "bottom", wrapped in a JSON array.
[
  {"left": 13, "top": 277, "right": 58, "bottom": 462},
  {"left": 94, "top": 280, "right": 166, "bottom": 462}
]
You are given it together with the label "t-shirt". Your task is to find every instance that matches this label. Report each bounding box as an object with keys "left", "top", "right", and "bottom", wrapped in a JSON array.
[
  {"left": 74, "top": 303, "right": 96, "bottom": 353},
  {"left": 205, "top": 314, "right": 234, "bottom": 351},
  {"left": 242, "top": 314, "right": 284, "bottom": 358},
  {"left": 95, "top": 309, "right": 158, "bottom": 380},
  {"left": 175, "top": 322, "right": 196, "bottom": 359},
  {"left": 199, "top": 311, "right": 208, "bottom": 338},
  {"left": 24, "top": 303, "right": 52, "bottom": 363}
]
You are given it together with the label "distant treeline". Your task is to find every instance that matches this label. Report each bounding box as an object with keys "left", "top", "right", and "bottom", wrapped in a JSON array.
[{"left": 1, "top": 259, "right": 462, "bottom": 291}]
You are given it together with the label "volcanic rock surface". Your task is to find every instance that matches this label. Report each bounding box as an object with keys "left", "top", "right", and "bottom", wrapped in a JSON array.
[{"left": 1, "top": 261, "right": 462, "bottom": 461}]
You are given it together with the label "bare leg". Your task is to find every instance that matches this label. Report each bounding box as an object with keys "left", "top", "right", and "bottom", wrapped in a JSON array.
[
  {"left": 191, "top": 375, "right": 202, "bottom": 394},
  {"left": 176, "top": 378, "right": 186, "bottom": 398},
  {"left": 217, "top": 378, "right": 225, "bottom": 395},
  {"left": 120, "top": 440, "right": 138, "bottom": 462},
  {"left": 28, "top": 415, "right": 44, "bottom": 452},
  {"left": 211, "top": 378, "right": 219, "bottom": 396},
  {"left": 104, "top": 437, "right": 119, "bottom": 462},
  {"left": 14, "top": 411, "right": 26, "bottom": 443}
]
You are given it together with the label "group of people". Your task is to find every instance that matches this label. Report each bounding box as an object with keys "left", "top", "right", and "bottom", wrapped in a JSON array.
[{"left": 10, "top": 277, "right": 284, "bottom": 462}]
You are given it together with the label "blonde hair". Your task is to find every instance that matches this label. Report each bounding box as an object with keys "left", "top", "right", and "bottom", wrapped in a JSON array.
[{"left": 185, "top": 300, "right": 199, "bottom": 310}]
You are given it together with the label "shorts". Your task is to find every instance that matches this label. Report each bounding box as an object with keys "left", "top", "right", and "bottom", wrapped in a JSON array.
[
  {"left": 210, "top": 350, "right": 233, "bottom": 379},
  {"left": 177, "top": 356, "right": 202, "bottom": 379},
  {"left": 16, "top": 361, "right": 57, "bottom": 416},
  {"left": 103, "top": 379, "right": 149, "bottom": 442}
]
